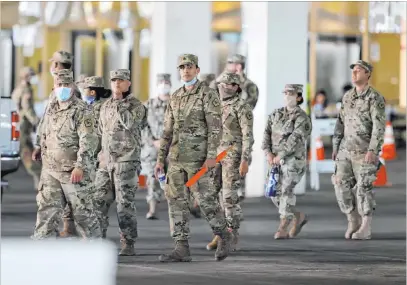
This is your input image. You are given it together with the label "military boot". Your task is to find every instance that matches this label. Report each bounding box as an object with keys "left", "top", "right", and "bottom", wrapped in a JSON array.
[
  {"left": 288, "top": 212, "right": 308, "bottom": 238},
  {"left": 345, "top": 210, "right": 361, "bottom": 239},
  {"left": 206, "top": 235, "right": 220, "bottom": 251},
  {"left": 352, "top": 215, "right": 372, "bottom": 240},
  {"left": 230, "top": 229, "right": 239, "bottom": 252},
  {"left": 215, "top": 231, "right": 232, "bottom": 261},
  {"left": 119, "top": 241, "right": 136, "bottom": 256},
  {"left": 59, "top": 220, "right": 78, "bottom": 238},
  {"left": 159, "top": 240, "right": 192, "bottom": 262},
  {"left": 146, "top": 200, "right": 159, "bottom": 220},
  {"left": 274, "top": 217, "right": 292, "bottom": 239}
]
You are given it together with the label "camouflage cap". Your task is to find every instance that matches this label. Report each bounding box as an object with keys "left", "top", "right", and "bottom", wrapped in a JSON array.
[
  {"left": 20, "top": 66, "right": 35, "bottom": 77},
  {"left": 178, "top": 54, "right": 198, "bottom": 67},
  {"left": 157, "top": 73, "right": 171, "bottom": 82},
  {"left": 217, "top": 72, "right": 241, "bottom": 86},
  {"left": 350, "top": 60, "right": 373, "bottom": 73},
  {"left": 84, "top": 76, "right": 104, "bottom": 88},
  {"left": 283, "top": 84, "right": 303, "bottom": 94},
  {"left": 49, "top": 50, "right": 73, "bottom": 64},
  {"left": 227, "top": 54, "right": 246, "bottom": 64},
  {"left": 75, "top": 74, "right": 88, "bottom": 85},
  {"left": 199, "top": 73, "right": 216, "bottom": 82},
  {"left": 110, "top": 69, "right": 131, "bottom": 81},
  {"left": 55, "top": 69, "right": 74, "bottom": 84}
]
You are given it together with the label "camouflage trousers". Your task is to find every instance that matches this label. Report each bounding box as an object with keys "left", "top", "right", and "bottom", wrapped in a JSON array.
[
  {"left": 20, "top": 133, "right": 42, "bottom": 189},
  {"left": 94, "top": 161, "right": 140, "bottom": 243},
  {"left": 62, "top": 169, "right": 96, "bottom": 222},
  {"left": 214, "top": 158, "right": 242, "bottom": 230},
  {"left": 32, "top": 169, "right": 101, "bottom": 239},
  {"left": 332, "top": 150, "right": 377, "bottom": 216},
  {"left": 165, "top": 161, "right": 227, "bottom": 241},
  {"left": 269, "top": 157, "right": 306, "bottom": 219}
]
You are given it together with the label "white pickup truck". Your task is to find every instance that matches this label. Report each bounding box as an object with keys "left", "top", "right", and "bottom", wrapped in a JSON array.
[{"left": 1, "top": 96, "right": 21, "bottom": 201}]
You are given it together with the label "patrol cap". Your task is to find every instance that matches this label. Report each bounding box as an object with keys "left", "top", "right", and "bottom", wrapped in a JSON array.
[
  {"left": 350, "top": 60, "right": 373, "bottom": 73},
  {"left": 217, "top": 72, "right": 242, "bottom": 93},
  {"left": 283, "top": 84, "right": 303, "bottom": 94},
  {"left": 20, "top": 66, "right": 35, "bottom": 77},
  {"left": 199, "top": 73, "right": 216, "bottom": 82},
  {"left": 75, "top": 74, "right": 87, "bottom": 85},
  {"left": 227, "top": 54, "right": 246, "bottom": 65},
  {"left": 157, "top": 73, "right": 171, "bottom": 82},
  {"left": 55, "top": 69, "right": 74, "bottom": 84},
  {"left": 49, "top": 50, "right": 73, "bottom": 64},
  {"left": 178, "top": 54, "right": 198, "bottom": 67},
  {"left": 84, "top": 76, "right": 104, "bottom": 88},
  {"left": 110, "top": 69, "right": 131, "bottom": 81}
]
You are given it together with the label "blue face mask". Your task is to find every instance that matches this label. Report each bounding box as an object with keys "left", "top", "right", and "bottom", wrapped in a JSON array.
[
  {"left": 84, "top": 96, "right": 96, "bottom": 105},
  {"left": 55, "top": 87, "right": 72, "bottom": 102},
  {"left": 182, "top": 77, "right": 197, "bottom": 87}
]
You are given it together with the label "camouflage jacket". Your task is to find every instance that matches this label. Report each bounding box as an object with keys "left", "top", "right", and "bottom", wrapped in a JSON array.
[
  {"left": 220, "top": 96, "right": 254, "bottom": 162},
  {"left": 98, "top": 94, "right": 148, "bottom": 163},
  {"left": 333, "top": 86, "right": 386, "bottom": 155},
  {"left": 40, "top": 96, "right": 97, "bottom": 172},
  {"left": 157, "top": 80, "right": 222, "bottom": 165},
  {"left": 262, "top": 106, "right": 312, "bottom": 160}
]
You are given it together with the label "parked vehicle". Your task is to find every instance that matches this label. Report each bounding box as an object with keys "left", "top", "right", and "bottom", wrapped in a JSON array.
[{"left": 1, "top": 96, "right": 21, "bottom": 201}]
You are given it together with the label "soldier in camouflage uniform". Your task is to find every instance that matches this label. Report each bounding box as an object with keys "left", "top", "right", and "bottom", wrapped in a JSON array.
[
  {"left": 332, "top": 60, "right": 386, "bottom": 240},
  {"left": 205, "top": 72, "right": 254, "bottom": 252},
  {"left": 154, "top": 54, "right": 231, "bottom": 262},
  {"left": 31, "top": 70, "right": 101, "bottom": 240},
  {"left": 11, "top": 67, "right": 42, "bottom": 190},
  {"left": 212, "top": 54, "right": 259, "bottom": 215},
  {"left": 94, "top": 69, "right": 148, "bottom": 256},
  {"left": 141, "top": 73, "right": 171, "bottom": 220},
  {"left": 59, "top": 76, "right": 111, "bottom": 237},
  {"left": 261, "top": 84, "right": 311, "bottom": 240}
]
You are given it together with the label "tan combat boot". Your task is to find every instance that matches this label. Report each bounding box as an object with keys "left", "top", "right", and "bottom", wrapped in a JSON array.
[
  {"left": 289, "top": 212, "right": 308, "bottom": 238},
  {"left": 159, "top": 240, "right": 192, "bottom": 262},
  {"left": 59, "top": 220, "right": 78, "bottom": 238},
  {"left": 215, "top": 231, "right": 232, "bottom": 261},
  {"left": 351, "top": 215, "right": 372, "bottom": 240},
  {"left": 274, "top": 217, "right": 292, "bottom": 239},
  {"left": 206, "top": 235, "right": 220, "bottom": 250},
  {"left": 345, "top": 210, "right": 361, "bottom": 239},
  {"left": 119, "top": 241, "right": 136, "bottom": 256}
]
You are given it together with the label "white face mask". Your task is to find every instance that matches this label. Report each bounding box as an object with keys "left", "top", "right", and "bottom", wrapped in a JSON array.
[
  {"left": 157, "top": 83, "right": 171, "bottom": 95},
  {"left": 29, "top": 76, "right": 38, "bottom": 85},
  {"left": 284, "top": 94, "right": 297, "bottom": 109}
]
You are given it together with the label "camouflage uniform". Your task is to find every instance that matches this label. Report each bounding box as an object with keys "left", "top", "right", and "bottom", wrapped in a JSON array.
[
  {"left": 206, "top": 72, "right": 254, "bottom": 251},
  {"left": 262, "top": 84, "right": 311, "bottom": 239},
  {"left": 32, "top": 70, "right": 101, "bottom": 240},
  {"left": 11, "top": 67, "right": 42, "bottom": 189},
  {"left": 60, "top": 76, "right": 106, "bottom": 235},
  {"left": 157, "top": 54, "right": 231, "bottom": 262},
  {"left": 75, "top": 74, "right": 88, "bottom": 98},
  {"left": 141, "top": 73, "right": 170, "bottom": 219},
  {"left": 94, "top": 69, "right": 148, "bottom": 255},
  {"left": 199, "top": 73, "right": 216, "bottom": 88},
  {"left": 332, "top": 60, "right": 386, "bottom": 240}
]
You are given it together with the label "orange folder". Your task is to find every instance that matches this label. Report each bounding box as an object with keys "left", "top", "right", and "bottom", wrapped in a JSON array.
[{"left": 185, "top": 146, "right": 233, "bottom": 188}]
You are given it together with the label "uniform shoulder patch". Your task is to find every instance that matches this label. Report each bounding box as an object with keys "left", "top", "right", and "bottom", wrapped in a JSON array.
[
  {"left": 304, "top": 122, "right": 311, "bottom": 132},
  {"left": 84, "top": 116, "right": 93, "bottom": 128},
  {"left": 212, "top": 96, "right": 220, "bottom": 107},
  {"left": 246, "top": 111, "right": 253, "bottom": 121},
  {"left": 247, "top": 83, "right": 258, "bottom": 95},
  {"left": 134, "top": 104, "right": 146, "bottom": 120}
]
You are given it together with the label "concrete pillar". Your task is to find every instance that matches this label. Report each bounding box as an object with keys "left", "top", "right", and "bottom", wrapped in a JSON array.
[
  {"left": 242, "top": 2, "right": 309, "bottom": 197},
  {"left": 149, "top": 2, "right": 212, "bottom": 97}
]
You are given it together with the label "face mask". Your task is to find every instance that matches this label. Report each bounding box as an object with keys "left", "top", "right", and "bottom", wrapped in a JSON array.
[
  {"left": 29, "top": 76, "right": 38, "bottom": 85},
  {"left": 284, "top": 94, "right": 297, "bottom": 109},
  {"left": 83, "top": 95, "right": 95, "bottom": 105},
  {"left": 157, "top": 84, "right": 171, "bottom": 95},
  {"left": 219, "top": 86, "right": 235, "bottom": 99},
  {"left": 182, "top": 77, "right": 197, "bottom": 87},
  {"left": 55, "top": 87, "right": 72, "bottom": 102}
]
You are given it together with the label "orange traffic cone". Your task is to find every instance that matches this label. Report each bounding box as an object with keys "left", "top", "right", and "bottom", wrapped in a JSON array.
[
  {"left": 308, "top": 136, "right": 325, "bottom": 160},
  {"left": 381, "top": 121, "right": 396, "bottom": 160},
  {"left": 373, "top": 156, "right": 391, "bottom": 187}
]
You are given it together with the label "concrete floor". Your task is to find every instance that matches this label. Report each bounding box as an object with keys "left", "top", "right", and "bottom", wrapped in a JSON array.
[{"left": 1, "top": 150, "right": 406, "bottom": 285}]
